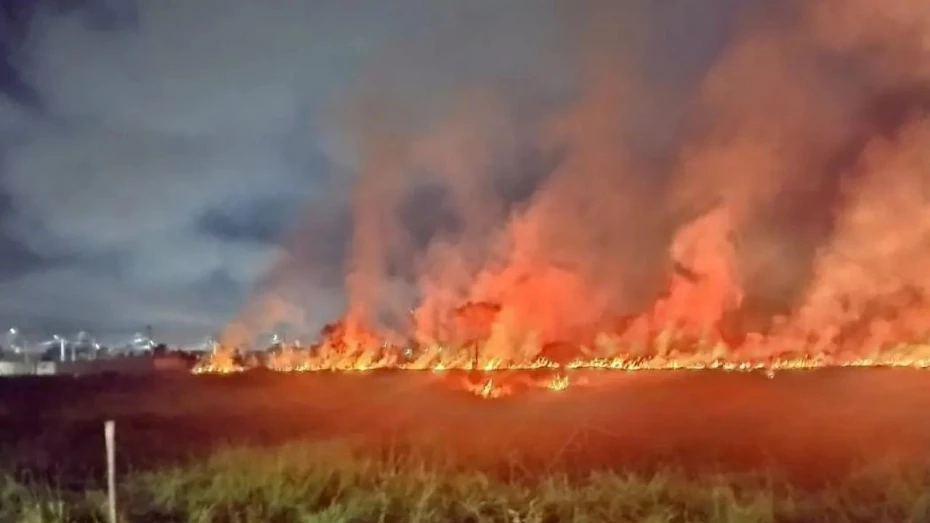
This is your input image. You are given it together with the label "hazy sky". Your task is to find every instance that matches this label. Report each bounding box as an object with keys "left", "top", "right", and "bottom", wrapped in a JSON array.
[{"left": 0, "top": 0, "right": 759, "bottom": 346}]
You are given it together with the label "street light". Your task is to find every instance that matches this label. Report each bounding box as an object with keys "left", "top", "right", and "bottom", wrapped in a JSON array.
[
  {"left": 268, "top": 333, "right": 283, "bottom": 351},
  {"left": 6, "top": 327, "right": 20, "bottom": 354},
  {"left": 52, "top": 334, "right": 66, "bottom": 362}
]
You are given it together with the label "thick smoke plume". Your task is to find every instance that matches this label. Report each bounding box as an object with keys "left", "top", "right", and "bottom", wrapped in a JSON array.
[{"left": 223, "top": 0, "right": 930, "bottom": 368}]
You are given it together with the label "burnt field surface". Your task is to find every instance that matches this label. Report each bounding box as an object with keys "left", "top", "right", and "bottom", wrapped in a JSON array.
[{"left": 0, "top": 368, "right": 928, "bottom": 489}]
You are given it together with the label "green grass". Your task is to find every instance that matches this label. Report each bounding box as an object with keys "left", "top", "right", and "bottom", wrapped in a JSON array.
[{"left": 2, "top": 440, "right": 930, "bottom": 523}]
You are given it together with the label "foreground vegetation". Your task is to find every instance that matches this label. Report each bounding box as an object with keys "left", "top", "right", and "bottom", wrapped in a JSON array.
[{"left": 2, "top": 440, "right": 930, "bottom": 523}]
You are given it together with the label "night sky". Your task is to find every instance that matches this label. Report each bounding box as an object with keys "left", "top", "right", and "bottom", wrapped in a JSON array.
[{"left": 0, "top": 0, "right": 758, "bottom": 347}]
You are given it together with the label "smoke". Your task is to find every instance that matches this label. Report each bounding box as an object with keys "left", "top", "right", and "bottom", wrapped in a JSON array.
[
  {"left": 676, "top": 0, "right": 930, "bottom": 356},
  {"left": 788, "top": 119, "right": 930, "bottom": 353},
  {"left": 225, "top": 0, "right": 930, "bottom": 366}
]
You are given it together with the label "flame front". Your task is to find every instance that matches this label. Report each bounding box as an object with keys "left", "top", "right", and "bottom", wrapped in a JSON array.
[{"left": 193, "top": 208, "right": 930, "bottom": 377}]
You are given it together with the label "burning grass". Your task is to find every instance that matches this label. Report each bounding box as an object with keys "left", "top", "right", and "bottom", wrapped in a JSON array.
[
  {"left": 192, "top": 338, "right": 930, "bottom": 378},
  {"left": 3, "top": 440, "right": 930, "bottom": 522},
  {"left": 199, "top": 272, "right": 930, "bottom": 380},
  {"left": 191, "top": 342, "right": 930, "bottom": 399}
]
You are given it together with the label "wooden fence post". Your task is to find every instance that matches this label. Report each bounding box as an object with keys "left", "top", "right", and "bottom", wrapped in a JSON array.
[{"left": 104, "top": 420, "right": 117, "bottom": 523}]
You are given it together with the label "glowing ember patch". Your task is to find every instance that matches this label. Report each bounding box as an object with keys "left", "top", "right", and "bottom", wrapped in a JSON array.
[
  {"left": 548, "top": 374, "right": 570, "bottom": 391},
  {"left": 191, "top": 361, "right": 245, "bottom": 374},
  {"left": 464, "top": 378, "right": 511, "bottom": 399}
]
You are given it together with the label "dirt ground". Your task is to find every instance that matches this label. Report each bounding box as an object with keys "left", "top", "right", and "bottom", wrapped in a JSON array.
[{"left": 0, "top": 368, "right": 928, "bottom": 488}]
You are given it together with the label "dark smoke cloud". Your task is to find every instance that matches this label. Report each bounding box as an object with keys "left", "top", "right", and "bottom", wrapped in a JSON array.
[
  {"left": 250, "top": 0, "right": 930, "bottom": 366},
  {"left": 230, "top": 0, "right": 783, "bottom": 351}
]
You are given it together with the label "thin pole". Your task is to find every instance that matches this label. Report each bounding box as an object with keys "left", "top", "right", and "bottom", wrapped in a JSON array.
[{"left": 104, "top": 420, "right": 117, "bottom": 523}]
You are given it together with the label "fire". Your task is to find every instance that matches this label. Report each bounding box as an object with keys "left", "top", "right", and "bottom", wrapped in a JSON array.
[
  {"left": 193, "top": 349, "right": 245, "bottom": 374},
  {"left": 191, "top": 348, "right": 930, "bottom": 375},
  {"left": 196, "top": 0, "right": 930, "bottom": 384},
  {"left": 548, "top": 374, "right": 570, "bottom": 391},
  {"left": 462, "top": 377, "right": 512, "bottom": 399}
]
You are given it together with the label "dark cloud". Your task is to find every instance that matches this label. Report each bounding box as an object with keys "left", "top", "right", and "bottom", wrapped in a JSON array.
[{"left": 0, "top": 193, "right": 45, "bottom": 281}]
